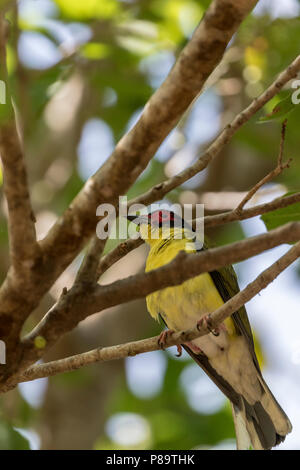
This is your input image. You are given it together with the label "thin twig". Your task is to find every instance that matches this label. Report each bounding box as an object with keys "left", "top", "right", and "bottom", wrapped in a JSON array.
[
  {"left": 204, "top": 191, "right": 300, "bottom": 227},
  {"left": 96, "top": 191, "right": 300, "bottom": 275},
  {"left": 234, "top": 120, "right": 291, "bottom": 214},
  {"left": 129, "top": 55, "right": 300, "bottom": 209}
]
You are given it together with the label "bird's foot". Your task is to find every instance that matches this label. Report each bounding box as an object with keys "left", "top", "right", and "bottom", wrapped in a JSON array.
[
  {"left": 158, "top": 329, "right": 174, "bottom": 349},
  {"left": 197, "top": 314, "right": 220, "bottom": 337},
  {"left": 175, "top": 344, "right": 182, "bottom": 357},
  {"left": 158, "top": 329, "right": 182, "bottom": 357}
]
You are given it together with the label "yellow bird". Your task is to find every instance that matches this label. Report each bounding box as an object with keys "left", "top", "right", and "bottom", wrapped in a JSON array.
[{"left": 127, "top": 209, "right": 292, "bottom": 450}]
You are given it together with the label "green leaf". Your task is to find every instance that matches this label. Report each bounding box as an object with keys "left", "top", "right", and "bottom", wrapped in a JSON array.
[
  {"left": 258, "top": 94, "right": 297, "bottom": 123},
  {"left": 260, "top": 192, "right": 300, "bottom": 232}
]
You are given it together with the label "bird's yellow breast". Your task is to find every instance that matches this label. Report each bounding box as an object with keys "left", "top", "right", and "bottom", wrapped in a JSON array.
[{"left": 145, "top": 236, "right": 235, "bottom": 336}]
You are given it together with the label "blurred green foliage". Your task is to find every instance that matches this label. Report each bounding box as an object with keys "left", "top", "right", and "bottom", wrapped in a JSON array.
[
  {"left": 95, "top": 354, "right": 235, "bottom": 450},
  {"left": 0, "top": 421, "right": 30, "bottom": 450},
  {"left": 261, "top": 192, "right": 300, "bottom": 232}
]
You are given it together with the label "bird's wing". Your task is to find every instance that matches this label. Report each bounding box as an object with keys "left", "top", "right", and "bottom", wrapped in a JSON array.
[
  {"left": 199, "top": 240, "right": 261, "bottom": 372},
  {"left": 209, "top": 264, "right": 261, "bottom": 373}
]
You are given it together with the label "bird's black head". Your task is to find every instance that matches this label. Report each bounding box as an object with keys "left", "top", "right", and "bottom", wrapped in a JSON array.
[{"left": 127, "top": 209, "right": 194, "bottom": 230}]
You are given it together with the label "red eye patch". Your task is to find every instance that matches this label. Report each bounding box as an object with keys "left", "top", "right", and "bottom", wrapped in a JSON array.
[{"left": 149, "top": 210, "right": 175, "bottom": 223}]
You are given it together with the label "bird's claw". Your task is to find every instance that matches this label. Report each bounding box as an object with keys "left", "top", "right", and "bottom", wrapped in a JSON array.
[
  {"left": 158, "top": 329, "right": 174, "bottom": 349},
  {"left": 197, "top": 314, "right": 220, "bottom": 337},
  {"left": 158, "top": 330, "right": 182, "bottom": 357},
  {"left": 175, "top": 344, "right": 182, "bottom": 357}
]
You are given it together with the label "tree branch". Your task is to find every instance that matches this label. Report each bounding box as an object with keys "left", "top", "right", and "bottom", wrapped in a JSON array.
[
  {"left": 0, "top": 15, "right": 37, "bottom": 270},
  {"left": 204, "top": 191, "right": 300, "bottom": 228},
  {"left": 90, "top": 222, "right": 300, "bottom": 312},
  {"left": 16, "top": 239, "right": 300, "bottom": 384},
  {"left": 94, "top": 191, "right": 300, "bottom": 277},
  {"left": 129, "top": 55, "right": 300, "bottom": 209},
  {"left": 15, "top": 220, "right": 300, "bottom": 378},
  {"left": 234, "top": 120, "right": 291, "bottom": 214}
]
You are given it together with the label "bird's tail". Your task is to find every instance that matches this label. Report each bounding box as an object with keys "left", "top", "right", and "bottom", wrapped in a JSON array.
[{"left": 232, "top": 379, "right": 292, "bottom": 450}]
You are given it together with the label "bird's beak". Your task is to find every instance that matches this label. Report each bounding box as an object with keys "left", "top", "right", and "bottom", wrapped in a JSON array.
[
  {"left": 127, "top": 215, "right": 138, "bottom": 222},
  {"left": 126, "top": 214, "right": 147, "bottom": 225}
]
